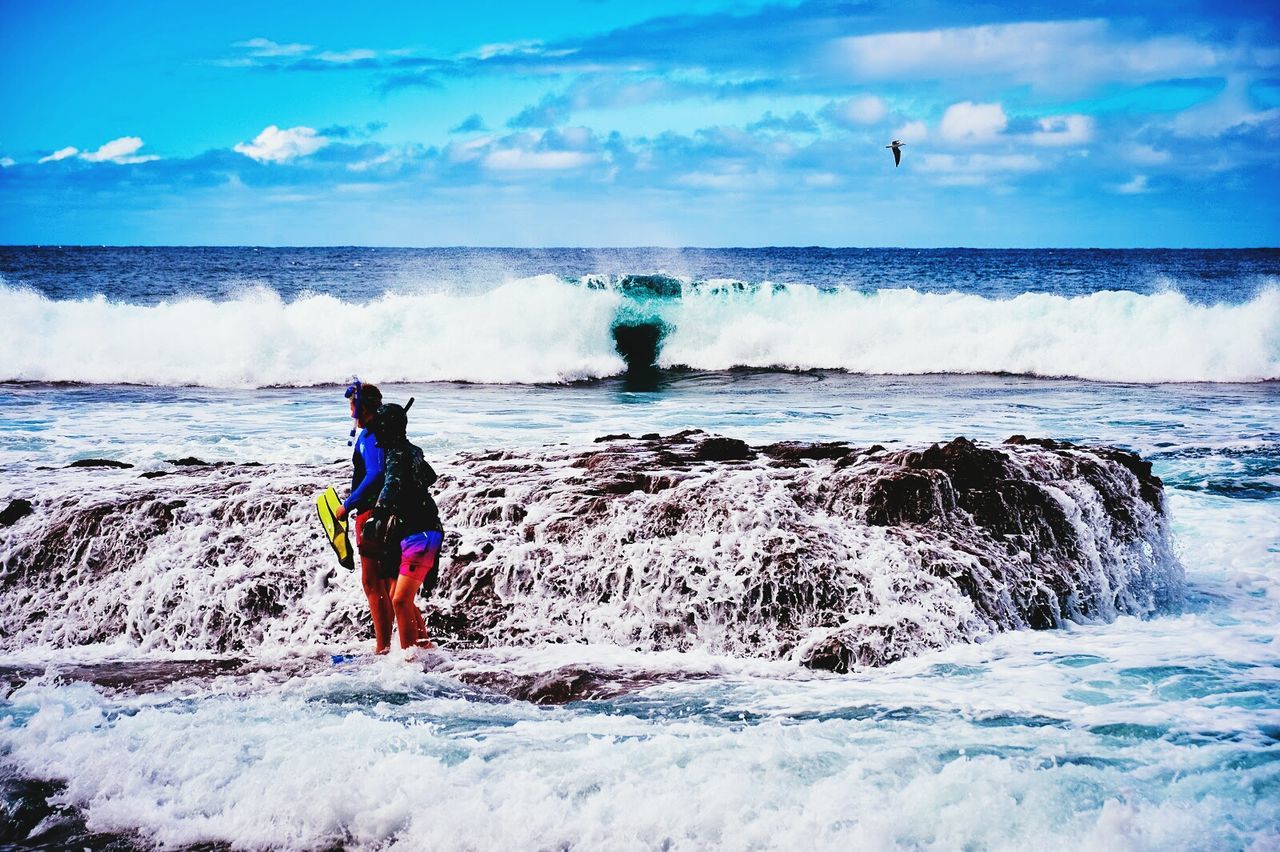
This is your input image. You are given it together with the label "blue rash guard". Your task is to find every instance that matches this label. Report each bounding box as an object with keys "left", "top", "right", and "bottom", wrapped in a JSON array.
[{"left": 344, "top": 428, "right": 385, "bottom": 513}]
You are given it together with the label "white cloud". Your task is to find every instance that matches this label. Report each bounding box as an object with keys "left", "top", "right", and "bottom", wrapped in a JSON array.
[
  {"left": 234, "top": 38, "right": 312, "bottom": 57},
  {"left": 37, "top": 138, "right": 158, "bottom": 165},
  {"left": 1171, "top": 75, "right": 1280, "bottom": 137},
  {"left": 677, "top": 169, "right": 776, "bottom": 191},
  {"left": 316, "top": 49, "right": 377, "bottom": 64},
  {"left": 803, "top": 172, "right": 841, "bottom": 187},
  {"left": 1125, "top": 144, "right": 1172, "bottom": 166},
  {"left": 829, "top": 95, "right": 887, "bottom": 126},
  {"left": 940, "top": 101, "right": 1007, "bottom": 143},
  {"left": 832, "top": 20, "right": 1225, "bottom": 89},
  {"left": 484, "top": 149, "right": 596, "bottom": 170},
  {"left": 0, "top": 157, "right": 14, "bottom": 168},
  {"left": 467, "top": 128, "right": 604, "bottom": 172},
  {"left": 265, "top": 192, "right": 315, "bottom": 203},
  {"left": 582, "top": 79, "right": 677, "bottom": 110},
  {"left": 1028, "top": 114, "right": 1094, "bottom": 146},
  {"left": 1112, "top": 174, "right": 1151, "bottom": 194},
  {"left": 444, "top": 135, "right": 495, "bottom": 165},
  {"left": 79, "top": 136, "right": 159, "bottom": 164},
  {"left": 917, "top": 152, "right": 1043, "bottom": 185},
  {"left": 234, "top": 125, "right": 328, "bottom": 163},
  {"left": 346, "top": 152, "right": 395, "bottom": 172},
  {"left": 469, "top": 40, "right": 546, "bottom": 60},
  {"left": 38, "top": 146, "right": 79, "bottom": 164},
  {"left": 555, "top": 126, "right": 595, "bottom": 149},
  {"left": 919, "top": 153, "right": 1043, "bottom": 172},
  {"left": 892, "top": 121, "right": 928, "bottom": 143}
]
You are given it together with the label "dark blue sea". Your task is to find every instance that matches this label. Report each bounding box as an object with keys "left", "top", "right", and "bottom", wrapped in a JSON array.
[{"left": 3, "top": 245, "right": 1278, "bottom": 303}]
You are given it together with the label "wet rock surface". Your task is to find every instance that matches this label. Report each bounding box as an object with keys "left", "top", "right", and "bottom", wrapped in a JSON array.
[
  {"left": 0, "top": 499, "right": 33, "bottom": 527},
  {"left": 0, "top": 656, "right": 711, "bottom": 708},
  {"left": 457, "top": 662, "right": 714, "bottom": 705},
  {"left": 0, "top": 434, "right": 1181, "bottom": 670},
  {"left": 65, "top": 458, "right": 133, "bottom": 469}
]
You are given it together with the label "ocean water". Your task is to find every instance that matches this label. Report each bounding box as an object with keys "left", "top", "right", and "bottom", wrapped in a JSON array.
[{"left": 0, "top": 247, "right": 1277, "bottom": 850}]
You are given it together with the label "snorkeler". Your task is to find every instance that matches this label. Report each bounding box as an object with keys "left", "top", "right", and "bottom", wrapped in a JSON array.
[
  {"left": 333, "top": 381, "right": 397, "bottom": 654},
  {"left": 367, "top": 400, "right": 445, "bottom": 652}
]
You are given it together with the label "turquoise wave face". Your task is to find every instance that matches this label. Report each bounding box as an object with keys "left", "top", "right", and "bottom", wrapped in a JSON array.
[{"left": 605, "top": 276, "right": 681, "bottom": 374}]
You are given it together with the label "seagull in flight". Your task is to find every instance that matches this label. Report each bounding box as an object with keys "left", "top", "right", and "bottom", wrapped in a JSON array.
[{"left": 885, "top": 140, "right": 905, "bottom": 167}]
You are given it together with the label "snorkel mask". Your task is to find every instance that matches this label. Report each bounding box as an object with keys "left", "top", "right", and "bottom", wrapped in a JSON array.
[{"left": 344, "top": 376, "right": 362, "bottom": 446}]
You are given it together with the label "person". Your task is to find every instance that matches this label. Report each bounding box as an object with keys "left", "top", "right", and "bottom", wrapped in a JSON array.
[
  {"left": 367, "top": 400, "right": 444, "bottom": 651},
  {"left": 332, "top": 381, "right": 396, "bottom": 654}
]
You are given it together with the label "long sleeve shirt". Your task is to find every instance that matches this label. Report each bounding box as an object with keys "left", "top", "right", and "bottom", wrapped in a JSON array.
[{"left": 344, "top": 428, "right": 385, "bottom": 513}]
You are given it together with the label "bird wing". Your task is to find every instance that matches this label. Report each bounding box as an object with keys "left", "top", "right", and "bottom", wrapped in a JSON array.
[{"left": 892, "top": 146, "right": 901, "bottom": 166}]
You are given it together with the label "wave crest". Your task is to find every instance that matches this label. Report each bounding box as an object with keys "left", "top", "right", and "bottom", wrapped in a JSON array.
[{"left": 1, "top": 278, "right": 1276, "bottom": 385}]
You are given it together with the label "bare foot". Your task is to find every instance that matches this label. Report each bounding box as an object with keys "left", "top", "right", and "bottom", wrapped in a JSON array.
[
  {"left": 374, "top": 646, "right": 390, "bottom": 656},
  {"left": 402, "top": 643, "right": 440, "bottom": 663}
]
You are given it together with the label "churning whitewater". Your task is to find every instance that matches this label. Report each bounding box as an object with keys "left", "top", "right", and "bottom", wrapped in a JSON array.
[{"left": 1, "top": 277, "right": 1278, "bottom": 385}]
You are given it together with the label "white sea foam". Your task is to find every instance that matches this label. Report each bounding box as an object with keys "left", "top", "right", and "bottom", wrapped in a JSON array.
[
  {"left": 2, "top": 642, "right": 1275, "bottom": 851},
  {"left": 0, "top": 277, "right": 625, "bottom": 386},
  {"left": 1, "top": 280, "right": 1276, "bottom": 386},
  {"left": 656, "top": 283, "right": 1280, "bottom": 383}
]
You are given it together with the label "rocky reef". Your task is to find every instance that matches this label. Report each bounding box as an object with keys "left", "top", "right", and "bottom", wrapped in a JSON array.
[{"left": 0, "top": 433, "right": 1182, "bottom": 670}]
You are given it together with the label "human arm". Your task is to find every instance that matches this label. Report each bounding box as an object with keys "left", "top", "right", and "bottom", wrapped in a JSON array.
[{"left": 343, "top": 433, "right": 386, "bottom": 513}]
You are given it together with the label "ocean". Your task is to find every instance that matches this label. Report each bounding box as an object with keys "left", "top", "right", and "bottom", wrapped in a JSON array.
[{"left": 0, "top": 246, "right": 1277, "bottom": 849}]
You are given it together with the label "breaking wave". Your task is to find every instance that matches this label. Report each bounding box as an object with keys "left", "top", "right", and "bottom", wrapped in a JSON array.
[{"left": 1, "top": 276, "right": 1276, "bottom": 385}]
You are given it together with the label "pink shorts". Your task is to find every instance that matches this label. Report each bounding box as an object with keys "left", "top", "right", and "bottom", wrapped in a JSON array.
[
  {"left": 354, "top": 510, "right": 400, "bottom": 580},
  {"left": 399, "top": 531, "right": 444, "bottom": 584}
]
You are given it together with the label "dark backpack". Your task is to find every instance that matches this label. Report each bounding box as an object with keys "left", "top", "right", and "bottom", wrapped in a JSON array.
[{"left": 369, "top": 442, "right": 442, "bottom": 546}]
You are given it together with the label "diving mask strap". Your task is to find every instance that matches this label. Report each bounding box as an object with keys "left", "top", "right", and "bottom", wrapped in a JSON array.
[{"left": 346, "top": 376, "right": 362, "bottom": 446}]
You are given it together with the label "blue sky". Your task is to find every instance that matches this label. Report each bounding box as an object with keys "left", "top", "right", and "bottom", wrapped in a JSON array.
[{"left": 1, "top": 0, "right": 1277, "bottom": 246}]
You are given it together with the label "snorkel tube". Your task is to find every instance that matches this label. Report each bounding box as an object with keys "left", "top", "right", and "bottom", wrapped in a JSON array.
[{"left": 344, "top": 376, "right": 362, "bottom": 446}]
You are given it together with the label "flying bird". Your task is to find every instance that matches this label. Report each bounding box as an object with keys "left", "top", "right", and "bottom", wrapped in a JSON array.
[{"left": 885, "top": 140, "right": 905, "bottom": 167}]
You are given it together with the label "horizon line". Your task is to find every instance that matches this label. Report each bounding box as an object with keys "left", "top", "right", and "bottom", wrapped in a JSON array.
[{"left": 3, "top": 244, "right": 1278, "bottom": 252}]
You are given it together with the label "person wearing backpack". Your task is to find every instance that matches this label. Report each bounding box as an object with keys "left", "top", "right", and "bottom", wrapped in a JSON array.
[
  {"left": 333, "top": 381, "right": 397, "bottom": 655},
  {"left": 367, "top": 400, "right": 445, "bottom": 651}
]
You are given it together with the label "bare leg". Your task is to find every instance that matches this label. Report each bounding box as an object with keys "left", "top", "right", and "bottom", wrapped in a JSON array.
[
  {"left": 361, "top": 556, "right": 394, "bottom": 654},
  {"left": 412, "top": 603, "right": 430, "bottom": 647},
  {"left": 380, "top": 578, "right": 397, "bottom": 649},
  {"left": 355, "top": 512, "right": 394, "bottom": 654},
  {"left": 392, "top": 575, "right": 426, "bottom": 650}
]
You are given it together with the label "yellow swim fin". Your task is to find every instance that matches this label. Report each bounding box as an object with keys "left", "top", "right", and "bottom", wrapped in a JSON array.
[{"left": 316, "top": 487, "right": 355, "bottom": 570}]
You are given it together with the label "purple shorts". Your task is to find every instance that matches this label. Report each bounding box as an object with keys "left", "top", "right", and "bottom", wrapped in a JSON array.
[{"left": 399, "top": 530, "right": 443, "bottom": 584}]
